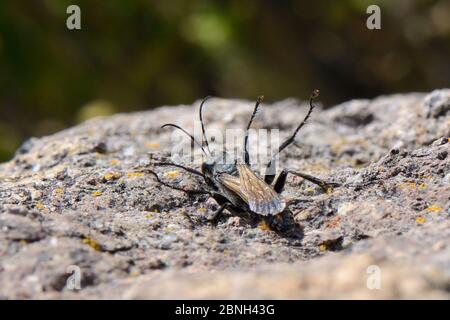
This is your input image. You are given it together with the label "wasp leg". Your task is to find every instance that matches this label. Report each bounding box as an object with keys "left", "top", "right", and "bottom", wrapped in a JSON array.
[
  {"left": 207, "top": 203, "right": 230, "bottom": 225},
  {"left": 272, "top": 169, "right": 288, "bottom": 193},
  {"left": 272, "top": 169, "right": 340, "bottom": 193},
  {"left": 152, "top": 161, "right": 206, "bottom": 178},
  {"left": 143, "top": 169, "right": 209, "bottom": 195}
]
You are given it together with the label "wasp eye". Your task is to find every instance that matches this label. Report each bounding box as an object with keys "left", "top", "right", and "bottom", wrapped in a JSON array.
[{"left": 201, "top": 162, "right": 213, "bottom": 174}]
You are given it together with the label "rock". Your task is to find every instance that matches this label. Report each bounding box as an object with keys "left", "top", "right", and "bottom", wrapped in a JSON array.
[
  {"left": 425, "top": 89, "right": 450, "bottom": 118},
  {"left": 0, "top": 90, "right": 449, "bottom": 299}
]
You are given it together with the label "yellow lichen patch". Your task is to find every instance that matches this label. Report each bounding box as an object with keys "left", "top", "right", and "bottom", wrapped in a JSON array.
[
  {"left": 126, "top": 172, "right": 143, "bottom": 178},
  {"left": 145, "top": 209, "right": 159, "bottom": 219},
  {"left": 326, "top": 186, "right": 334, "bottom": 194},
  {"left": 426, "top": 204, "right": 442, "bottom": 213},
  {"left": 92, "top": 190, "right": 103, "bottom": 197},
  {"left": 319, "top": 243, "right": 328, "bottom": 252},
  {"left": 331, "top": 137, "right": 347, "bottom": 154},
  {"left": 19, "top": 240, "right": 28, "bottom": 245},
  {"left": 164, "top": 170, "right": 179, "bottom": 178},
  {"left": 305, "top": 187, "right": 315, "bottom": 194},
  {"left": 418, "top": 183, "right": 427, "bottom": 190},
  {"left": 110, "top": 159, "right": 119, "bottom": 166},
  {"left": 258, "top": 220, "right": 272, "bottom": 231},
  {"left": 145, "top": 141, "right": 161, "bottom": 149},
  {"left": 398, "top": 181, "right": 417, "bottom": 190},
  {"left": 104, "top": 172, "right": 121, "bottom": 181},
  {"left": 54, "top": 188, "right": 63, "bottom": 194},
  {"left": 197, "top": 207, "right": 206, "bottom": 214},
  {"left": 129, "top": 271, "right": 141, "bottom": 278},
  {"left": 82, "top": 237, "right": 101, "bottom": 251},
  {"left": 35, "top": 202, "right": 48, "bottom": 213},
  {"left": 415, "top": 216, "right": 426, "bottom": 224},
  {"left": 36, "top": 202, "right": 45, "bottom": 210}
]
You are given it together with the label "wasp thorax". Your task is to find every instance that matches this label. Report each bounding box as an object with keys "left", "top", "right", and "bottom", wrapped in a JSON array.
[{"left": 201, "top": 151, "right": 237, "bottom": 176}]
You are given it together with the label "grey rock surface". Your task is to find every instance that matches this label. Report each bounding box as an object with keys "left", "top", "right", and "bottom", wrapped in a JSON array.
[{"left": 0, "top": 89, "right": 449, "bottom": 299}]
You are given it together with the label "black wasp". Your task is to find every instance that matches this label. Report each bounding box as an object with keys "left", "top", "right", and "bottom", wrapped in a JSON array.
[{"left": 147, "top": 90, "right": 339, "bottom": 235}]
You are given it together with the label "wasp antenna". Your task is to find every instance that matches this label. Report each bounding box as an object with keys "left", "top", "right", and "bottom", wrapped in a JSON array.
[
  {"left": 311, "top": 89, "right": 320, "bottom": 99},
  {"left": 161, "top": 123, "right": 208, "bottom": 155},
  {"left": 278, "top": 89, "right": 318, "bottom": 154},
  {"left": 243, "top": 95, "right": 264, "bottom": 165},
  {"left": 199, "top": 96, "right": 212, "bottom": 154}
]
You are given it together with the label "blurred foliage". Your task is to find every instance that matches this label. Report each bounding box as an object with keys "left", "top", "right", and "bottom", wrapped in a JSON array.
[{"left": 0, "top": 0, "right": 449, "bottom": 161}]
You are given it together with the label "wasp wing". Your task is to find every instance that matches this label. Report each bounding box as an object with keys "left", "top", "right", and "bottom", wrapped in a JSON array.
[
  {"left": 217, "top": 174, "right": 244, "bottom": 198},
  {"left": 237, "top": 164, "right": 286, "bottom": 215}
]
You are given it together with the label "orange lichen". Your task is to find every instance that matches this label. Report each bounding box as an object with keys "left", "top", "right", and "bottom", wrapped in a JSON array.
[
  {"left": 164, "top": 170, "right": 179, "bottom": 178},
  {"left": 110, "top": 159, "right": 119, "bottom": 166},
  {"left": 415, "top": 216, "right": 426, "bottom": 224},
  {"left": 92, "top": 190, "right": 103, "bottom": 197},
  {"left": 319, "top": 243, "right": 328, "bottom": 252},
  {"left": 325, "top": 216, "right": 341, "bottom": 229},
  {"left": 126, "top": 172, "right": 143, "bottom": 178},
  {"left": 398, "top": 181, "right": 417, "bottom": 190},
  {"left": 129, "top": 271, "right": 141, "bottom": 277},
  {"left": 426, "top": 205, "right": 442, "bottom": 213},
  {"left": 104, "top": 172, "right": 121, "bottom": 181},
  {"left": 145, "top": 141, "right": 161, "bottom": 149},
  {"left": 258, "top": 220, "right": 272, "bottom": 231},
  {"left": 331, "top": 137, "right": 346, "bottom": 154},
  {"left": 82, "top": 237, "right": 101, "bottom": 251}
]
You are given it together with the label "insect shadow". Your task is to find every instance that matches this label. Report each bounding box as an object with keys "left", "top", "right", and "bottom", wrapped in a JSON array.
[{"left": 145, "top": 90, "right": 340, "bottom": 238}]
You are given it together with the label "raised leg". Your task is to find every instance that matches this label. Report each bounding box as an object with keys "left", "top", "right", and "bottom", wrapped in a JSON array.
[
  {"left": 272, "top": 169, "right": 340, "bottom": 193},
  {"left": 207, "top": 202, "right": 230, "bottom": 225},
  {"left": 272, "top": 169, "right": 288, "bottom": 193}
]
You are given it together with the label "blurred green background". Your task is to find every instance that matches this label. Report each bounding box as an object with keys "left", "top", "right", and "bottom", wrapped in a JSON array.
[{"left": 0, "top": 0, "right": 449, "bottom": 161}]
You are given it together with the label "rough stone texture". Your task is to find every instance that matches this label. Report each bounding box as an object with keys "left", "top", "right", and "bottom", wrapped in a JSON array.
[{"left": 0, "top": 89, "right": 449, "bottom": 299}]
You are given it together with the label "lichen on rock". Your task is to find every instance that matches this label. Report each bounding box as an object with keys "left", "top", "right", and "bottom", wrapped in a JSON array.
[{"left": 0, "top": 89, "right": 449, "bottom": 299}]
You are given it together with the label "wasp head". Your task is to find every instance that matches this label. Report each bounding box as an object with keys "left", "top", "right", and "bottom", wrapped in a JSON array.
[{"left": 201, "top": 151, "right": 237, "bottom": 178}]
